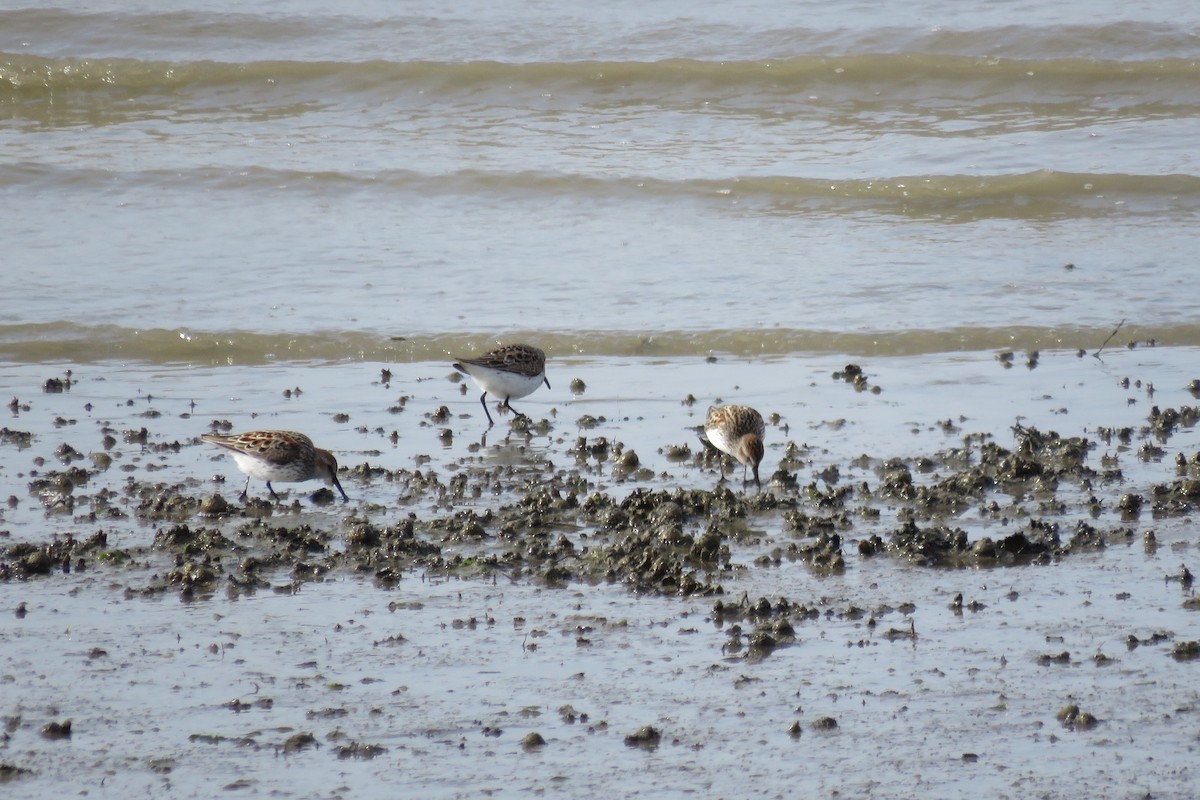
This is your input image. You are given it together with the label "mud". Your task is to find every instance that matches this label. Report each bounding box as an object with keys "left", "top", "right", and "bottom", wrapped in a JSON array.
[
  {"left": 2, "top": 350, "right": 1200, "bottom": 798},
  {"left": 4, "top": 419, "right": 1160, "bottom": 600}
]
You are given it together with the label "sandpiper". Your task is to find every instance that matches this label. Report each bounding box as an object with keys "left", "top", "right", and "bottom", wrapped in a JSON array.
[
  {"left": 703, "top": 404, "right": 765, "bottom": 489},
  {"left": 201, "top": 430, "right": 348, "bottom": 501},
  {"left": 452, "top": 343, "right": 550, "bottom": 425}
]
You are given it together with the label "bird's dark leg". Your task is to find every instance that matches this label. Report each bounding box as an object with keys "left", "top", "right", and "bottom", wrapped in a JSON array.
[
  {"left": 266, "top": 481, "right": 280, "bottom": 501},
  {"left": 503, "top": 395, "right": 528, "bottom": 419},
  {"left": 239, "top": 476, "right": 251, "bottom": 502},
  {"left": 479, "top": 391, "right": 495, "bottom": 426}
]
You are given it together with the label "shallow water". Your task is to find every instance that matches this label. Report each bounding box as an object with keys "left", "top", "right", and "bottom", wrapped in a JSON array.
[
  {"left": 3, "top": 1, "right": 1200, "bottom": 347},
  {"left": 7, "top": 557, "right": 1195, "bottom": 799},
  {"left": 3, "top": 346, "right": 1200, "bottom": 798},
  {"left": 0, "top": 342, "right": 1184, "bottom": 540}
]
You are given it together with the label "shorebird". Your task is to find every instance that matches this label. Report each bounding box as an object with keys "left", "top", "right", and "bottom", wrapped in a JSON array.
[
  {"left": 201, "top": 430, "right": 348, "bottom": 501},
  {"left": 452, "top": 343, "right": 550, "bottom": 425},
  {"left": 703, "top": 404, "right": 765, "bottom": 489}
]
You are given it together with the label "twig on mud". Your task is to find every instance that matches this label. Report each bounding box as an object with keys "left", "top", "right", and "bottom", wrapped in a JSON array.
[{"left": 1093, "top": 318, "right": 1126, "bottom": 360}]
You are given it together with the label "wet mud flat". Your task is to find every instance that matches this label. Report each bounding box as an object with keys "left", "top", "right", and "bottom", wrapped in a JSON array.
[{"left": 2, "top": 347, "right": 1200, "bottom": 799}]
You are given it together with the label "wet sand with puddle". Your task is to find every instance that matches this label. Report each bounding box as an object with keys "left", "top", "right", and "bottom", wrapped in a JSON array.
[{"left": 2, "top": 346, "right": 1200, "bottom": 798}]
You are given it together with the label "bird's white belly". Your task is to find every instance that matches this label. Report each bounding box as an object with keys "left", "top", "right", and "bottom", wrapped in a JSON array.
[
  {"left": 705, "top": 427, "right": 744, "bottom": 465},
  {"left": 231, "top": 451, "right": 291, "bottom": 481},
  {"left": 471, "top": 368, "right": 543, "bottom": 400}
]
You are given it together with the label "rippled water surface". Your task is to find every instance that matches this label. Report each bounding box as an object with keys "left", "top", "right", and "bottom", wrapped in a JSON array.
[{"left": 3, "top": 0, "right": 1199, "bottom": 347}]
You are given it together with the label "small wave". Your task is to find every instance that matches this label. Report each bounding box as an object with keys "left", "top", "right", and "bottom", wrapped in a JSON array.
[
  {"left": 4, "top": 50, "right": 1199, "bottom": 104},
  {"left": 4, "top": 164, "right": 1197, "bottom": 220},
  {"left": 1, "top": 322, "right": 1195, "bottom": 365},
  {"left": 3, "top": 7, "right": 1197, "bottom": 62}
]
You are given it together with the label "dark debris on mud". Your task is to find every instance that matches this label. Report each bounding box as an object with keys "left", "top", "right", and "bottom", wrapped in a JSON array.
[{"left": 6, "top": 407, "right": 1200, "bottom": 658}]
